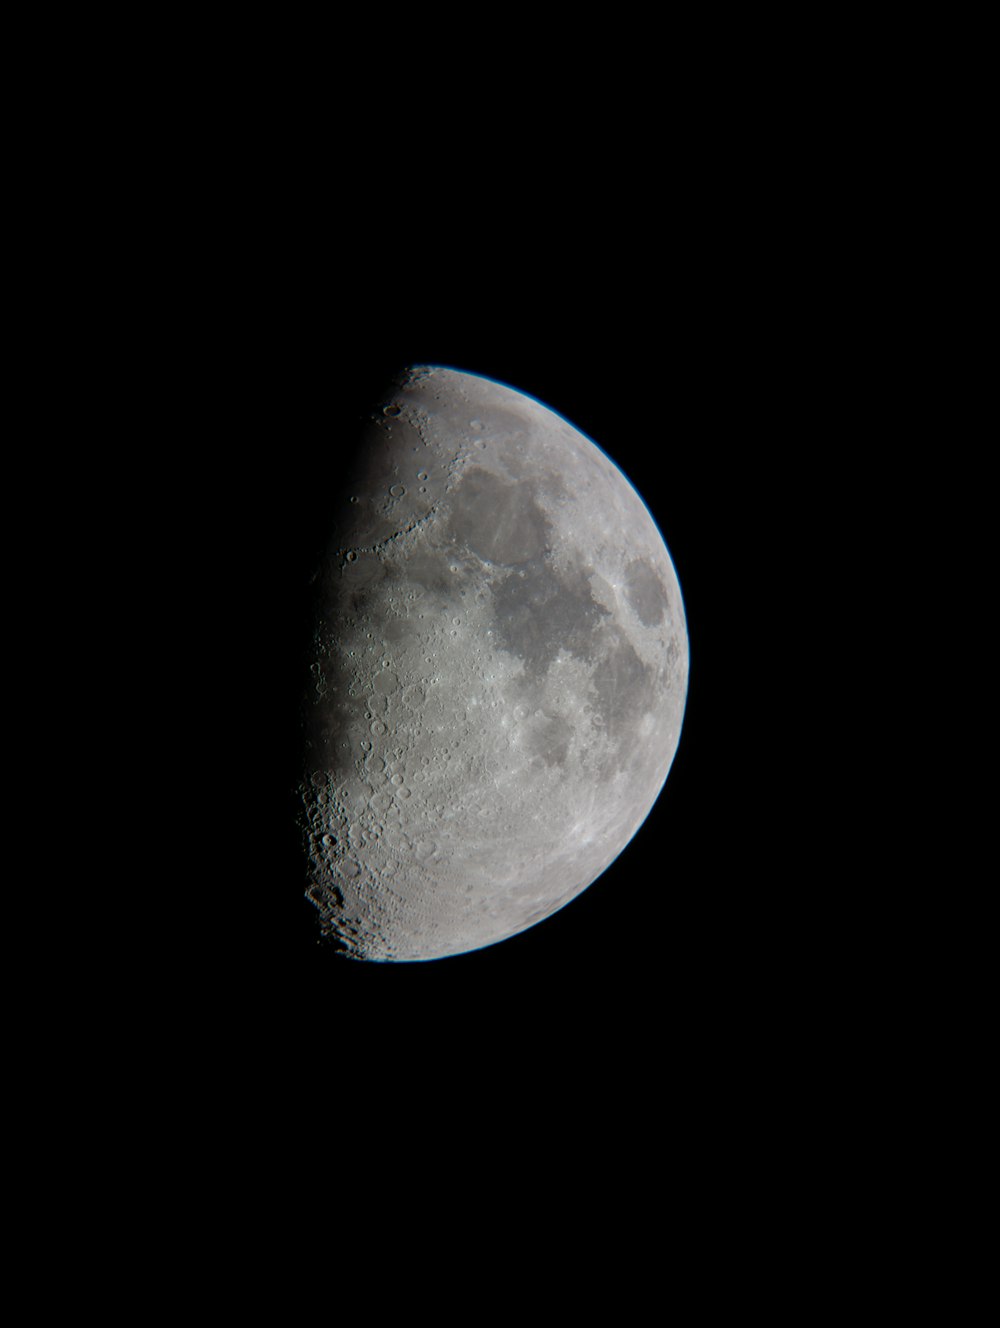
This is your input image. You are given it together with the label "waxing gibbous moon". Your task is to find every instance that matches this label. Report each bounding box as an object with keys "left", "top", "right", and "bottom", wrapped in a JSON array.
[{"left": 300, "top": 366, "right": 689, "bottom": 961}]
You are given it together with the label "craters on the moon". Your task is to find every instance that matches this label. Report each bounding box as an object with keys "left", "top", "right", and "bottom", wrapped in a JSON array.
[{"left": 401, "top": 682, "right": 426, "bottom": 709}]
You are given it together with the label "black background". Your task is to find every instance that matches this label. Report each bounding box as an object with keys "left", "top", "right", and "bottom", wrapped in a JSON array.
[
  {"left": 168, "top": 254, "right": 829, "bottom": 1097},
  {"left": 137, "top": 140, "right": 859, "bottom": 1120},
  {"left": 33, "top": 35, "right": 948, "bottom": 1302},
  {"left": 82, "top": 108, "right": 904, "bottom": 1255},
  {"left": 55, "top": 37, "right": 935, "bottom": 1282},
  {"left": 46, "top": 39, "right": 930, "bottom": 1278}
]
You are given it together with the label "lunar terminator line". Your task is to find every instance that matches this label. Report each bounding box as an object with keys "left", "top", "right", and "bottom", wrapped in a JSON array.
[{"left": 300, "top": 366, "right": 688, "bottom": 960}]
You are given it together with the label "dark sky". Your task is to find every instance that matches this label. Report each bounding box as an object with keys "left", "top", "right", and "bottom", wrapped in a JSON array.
[
  {"left": 89, "top": 48, "right": 887, "bottom": 1263},
  {"left": 169, "top": 242, "right": 830, "bottom": 1089},
  {"left": 103, "top": 52, "right": 881, "bottom": 1203}
]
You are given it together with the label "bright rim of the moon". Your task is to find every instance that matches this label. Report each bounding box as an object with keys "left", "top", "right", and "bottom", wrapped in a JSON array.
[{"left": 300, "top": 366, "right": 688, "bottom": 961}]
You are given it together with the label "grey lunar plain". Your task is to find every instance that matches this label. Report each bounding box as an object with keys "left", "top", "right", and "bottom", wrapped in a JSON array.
[{"left": 300, "top": 366, "right": 689, "bottom": 961}]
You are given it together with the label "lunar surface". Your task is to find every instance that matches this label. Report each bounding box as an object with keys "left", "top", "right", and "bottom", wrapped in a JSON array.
[{"left": 300, "top": 366, "right": 688, "bottom": 961}]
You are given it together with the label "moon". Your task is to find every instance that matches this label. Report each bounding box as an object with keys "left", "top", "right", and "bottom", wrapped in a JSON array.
[{"left": 300, "top": 366, "right": 688, "bottom": 961}]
